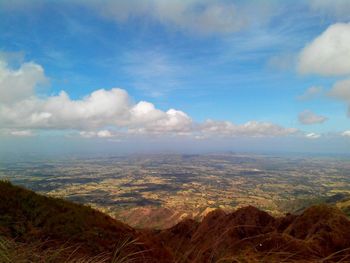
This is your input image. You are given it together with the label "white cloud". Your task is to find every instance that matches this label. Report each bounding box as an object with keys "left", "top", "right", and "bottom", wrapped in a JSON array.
[
  {"left": 80, "top": 130, "right": 114, "bottom": 138},
  {"left": 96, "top": 130, "right": 113, "bottom": 138},
  {"left": 79, "top": 131, "right": 96, "bottom": 138},
  {"left": 0, "top": 58, "right": 298, "bottom": 139},
  {"left": 0, "top": 57, "right": 193, "bottom": 134},
  {"left": 198, "top": 120, "right": 298, "bottom": 137},
  {"left": 329, "top": 78, "right": 350, "bottom": 100},
  {"left": 299, "top": 24, "right": 350, "bottom": 118},
  {"left": 0, "top": 88, "right": 193, "bottom": 134},
  {"left": 0, "top": 60, "right": 47, "bottom": 104},
  {"left": 298, "top": 23, "right": 350, "bottom": 76},
  {"left": 328, "top": 78, "right": 350, "bottom": 117},
  {"left": 1, "top": 89, "right": 128, "bottom": 129},
  {"left": 9, "top": 130, "right": 34, "bottom": 137},
  {"left": 298, "top": 110, "right": 327, "bottom": 125},
  {"left": 0, "top": 85, "right": 296, "bottom": 138},
  {"left": 305, "top": 132, "right": 321, "bottom": 139},
  {"left": 298, "top": 86, "right": 323, "bottom": 101},
  {"left": 342, "top": 130, "right": 350, "bottom": 137}
]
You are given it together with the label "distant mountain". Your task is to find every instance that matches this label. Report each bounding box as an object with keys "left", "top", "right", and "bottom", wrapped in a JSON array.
[{"left": 1, "top": 181, "right": 350, "bottom": 262}]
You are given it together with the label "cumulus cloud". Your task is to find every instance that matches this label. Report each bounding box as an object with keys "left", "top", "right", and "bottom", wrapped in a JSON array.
[
  {"left": 0, "top": 58, "right": 194, "bottom": 135},
  {"left": 0, "top": 58, "right": 298, "bottom": 139},
  {"left": 80, "top": 130, "right": 115, "bottom": 138},
  {"left": 298, "top": 23, "right": 350, "bottom": 76},
  {"left": 329, "top": 79, "right": 350, "bottom": 101},
  {"left": 342, "top": 130, "right": 350, "bottom": 137},
  {"left": 0, "top": 88, "right": 193, "bottom": 134},
  {"left": 298, "top": 110, "right": 328, "bottom": 125},
  {"left": 298, "top": 86, "right": 323, "bottom": 101},
  {"left": 9, "top": 130, "right": 34, "bottom": 137},
  {"left": 328, "top": 78, "right": 350, "bottom": 117},
  {"left": 298, "top": 23, "right": 350, "bottom": 117},
  {"left": 96, "top": 130, "right": 113, "bottom": 138},
  {"left": 0, "top": 60, "right": 47, "bottom": 104}
]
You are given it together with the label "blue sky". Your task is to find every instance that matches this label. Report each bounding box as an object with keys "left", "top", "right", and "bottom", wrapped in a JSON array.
[{"left": 1, "top": 0, "right": 350, "bottom": 154}]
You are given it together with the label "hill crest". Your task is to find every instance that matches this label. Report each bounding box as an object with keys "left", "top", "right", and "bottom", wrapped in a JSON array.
[{"left": 1, "top": 181, "right": 350, "bottom": 262}]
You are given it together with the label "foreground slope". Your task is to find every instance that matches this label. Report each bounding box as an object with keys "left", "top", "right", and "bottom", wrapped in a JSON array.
[
  {"left": 1, "top": 181, "right": 350, "bottom": 262},
  {"left": 0, "top": 181, "right": 171, "bottom": 262}
]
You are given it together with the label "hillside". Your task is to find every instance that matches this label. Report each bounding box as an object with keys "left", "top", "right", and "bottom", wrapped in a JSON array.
[
  {"left": 1, "top": 181, "right": 350, "bottom": 262},
  {"left": 0, "top": 181, "right": 170, "bottom": 263}
]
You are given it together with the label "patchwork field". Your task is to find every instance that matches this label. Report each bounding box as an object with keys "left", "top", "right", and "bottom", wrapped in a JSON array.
[{"left": 1, "top": 153, "right": 350, "bottom": 228}]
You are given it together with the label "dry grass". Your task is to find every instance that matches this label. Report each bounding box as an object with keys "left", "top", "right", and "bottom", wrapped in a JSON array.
[
  {"left": 0, "top": 236, "right": 149, "bottom": 263},
  {"left": 2, "top": 181, "right": 350, "bottom": 263}
]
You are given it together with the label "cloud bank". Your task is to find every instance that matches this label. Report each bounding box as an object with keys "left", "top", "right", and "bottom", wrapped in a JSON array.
[{"left": 0, "top": 58, "right": 297, "bottom": 139}]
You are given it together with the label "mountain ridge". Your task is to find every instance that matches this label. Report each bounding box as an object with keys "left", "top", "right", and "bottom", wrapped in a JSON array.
[{"left": 1, "top": 181, "right": 350, "bottom": 262}]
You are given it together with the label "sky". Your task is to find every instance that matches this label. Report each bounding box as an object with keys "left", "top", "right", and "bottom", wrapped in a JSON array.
[{"left": 0, "top": 0, "right": 350, "bottom": 155}]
